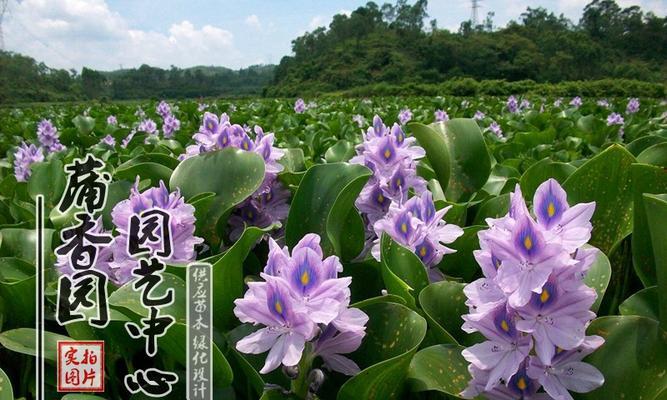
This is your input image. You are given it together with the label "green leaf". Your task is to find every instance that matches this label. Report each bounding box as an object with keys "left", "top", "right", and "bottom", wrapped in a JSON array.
[
  {"left": 626, "top": 135, "right": 666, "bottom": 156},
  {"left": 519, "top": 158, "right": 576, "bottom": 199},
  {"left": 419, "top": 281, "right": 475, "bottom": 346},
  {"left": 406, "top": 344, "right": 470, "bottom": 397},
  {"left": 424, "top": 119, "right": 491, "bottom": 202},
  {"left": 169, "top": 148, "right": 265, "bottom": 243},
  {"left": 325, "top": 139, "right": 355, "bottom": 163},
  {"left": 285, "top": 163, "right": 371, "bottom": 259},
  {"left": 583, "top": 246, "right": 612, "bottom": 313},
  {"left": 72, "top": 115, "right": 96, "bottom": 135},
  {"left": 472, "top": 193, "right": 510, "bottom": 225},
  {"left": 109, "top": 273, "right": 186, "bottom": 323},
  {"left": 637, "top": 142, "right": 667, "bottom": 168},
  {"left": 619, "top": 286, "right": 659, "bottom": 321},
  {"left": 409, "top": 122, "right": 451, "bottom": 194},
  {"left": 380, "top": 234, "right": 429, "bottom": 309},
  {"left": 563, "top": 144, "right": 635, "bottom": 254},
  {"left": 337, "top": 302, "right": 427, "bottom": 400},
  {"left": 0, "top": 258, "right": 35, "bottom": 328},
  {"left": 212, "top": 224, "right": 276, "bottom": 331},
  {"left": 631, "top": 164, "right": 667, "bottom": 287},
  {"left": 439, "top": 225, "right": 484, "bottom": 282},
  {"left": 114, "top": 162, "right": 173, "bottom": 187},
  {"left": 61, "top": 395, "right": 107, "bottom": 400},
  {"left": 582, "top": 316, "right": 667, "bottom": 400},
  {"left": 0, "top": 328, "right": 73, "bottom": 362},
  {"left": 27, "top": 159, "right": 66, "bottom": 211},
  {"left": 0, "top": 228, "right": 55, "bottom": 263},
  {"left": 643, "top": 193, "right": 667, "bottom": 329},
  {"left": 99, "top": 180, "right": 133, "bottom": 229},
  {"left": 0, "top": 367, "right": 13, "bottom": 400}
]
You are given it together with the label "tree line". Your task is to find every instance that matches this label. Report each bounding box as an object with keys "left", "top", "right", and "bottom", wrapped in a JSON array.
[{"left": 267, "top": 0, "right": 667, "bottom": 96}]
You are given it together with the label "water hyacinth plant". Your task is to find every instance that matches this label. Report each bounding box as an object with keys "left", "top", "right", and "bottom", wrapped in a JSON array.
[{"left": 461, "top": 179, "right": 604, "bottom": 399}]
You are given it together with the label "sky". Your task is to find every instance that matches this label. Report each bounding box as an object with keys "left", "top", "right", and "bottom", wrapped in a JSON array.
[{"left": 2, "top": 0, "right": 665, "bottom": 72}]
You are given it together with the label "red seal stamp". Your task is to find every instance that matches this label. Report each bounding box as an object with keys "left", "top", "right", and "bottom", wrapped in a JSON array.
[{"left": 57, "top": 341, "right": 105, "bottom": 392}]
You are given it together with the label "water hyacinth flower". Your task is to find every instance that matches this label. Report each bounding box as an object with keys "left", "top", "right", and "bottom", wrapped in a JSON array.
[
  {"left": 520, "top": 99, "right": 531, "bottom": 110},
  {"left": 234, "top": 234, "right": 368, "bottom": 375},
  {"left": 553, "top": 98, "right": 563, "bottom": 107},
  {"left": 197, "top": 103, "right": 209, "bottom": 112},
  {"left": 474, "top": 110, "right": 486, "bottom": 120},
  {"left": 372, "top": 191, "right": 464, "bottom": 281},
  {"left": 100, "top": 135, "right": 116, "bottom": 148},
  {"left": 488, "top": 121, "right": 503, "bottom": 138},
  {"left": 156, "top": 100, "right": 172, "bottom": 118},
  {"left": 434, "top": 109, "right": 449, "bottom": 122},
  {"left": 107, "top": 115, "right": 118, "bottom": 125},
  {"left": 13, "top": 142, "right": 44, "bottom": 182},
  {"left": 569, "top": 96, "right": 582, "bottom": 108},
  {"left": 606, "top": 113, "right": 624, "bottom": 126},
  {"left": 461, "top": 179, "right": 604, "bottom": 399},
  {"left": 109, "top": 180, "right": 204, "bottom": 285},
  {"left": 350, "top": 115, "right": 427, "bottom": 240},
  {"left": 138, "top": 119, "right": 157, "bottom": 134},
  {"left": 507, "top": 96, "right": 519, "bottom": 113},
  {"left": 626, "top": 98, "right": 640, "bottom": 114},
  {"left": 352, "top": 114, "right": 365, "bottom": 128},
  {"left": 398, "top": 108, "right": 413, "bottom": 125},
  {"left": 596, "top": 99, "right": 610, "bottom": 108},
  {"left": 37, "top": 119, "right": 66, "bottom": 153},
  {"left": 162, "top": 114, "right": 181, "bottom": 138},
  {"left": 294, "top": 98, "right": 306, "bottom": 113}
]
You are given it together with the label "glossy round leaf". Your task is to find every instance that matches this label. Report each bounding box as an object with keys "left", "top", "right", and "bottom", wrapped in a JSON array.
[
  {"left": 409, "top": 122, "right": 451, "bottom": 194},
  {"left": 519, "top": 158, "right": 576, "bottom": 200},
  {"left": 619, "top": 286, "right": 659, "bottom": 321},
  {"left": 407, "top": 344, "right": 471, "bottom": 397}
]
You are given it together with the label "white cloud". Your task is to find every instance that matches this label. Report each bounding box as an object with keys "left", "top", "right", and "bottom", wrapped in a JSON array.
[
  {"left": 307, "top": 15, "right": 327, "bottom": 30},
  {"left": 245, "top": 14, "right": 262, "bottom": 30},
  {"left": 3, "top": 0, "right": 244, "bottom": 70}
]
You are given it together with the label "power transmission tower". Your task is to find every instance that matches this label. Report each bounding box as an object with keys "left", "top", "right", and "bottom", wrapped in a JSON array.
[
  {"left": 0, "top": 0, "right": 8, "bottom": 50},
  {"left": 470, "top": 0, "right": 481, "bottom": 27}
]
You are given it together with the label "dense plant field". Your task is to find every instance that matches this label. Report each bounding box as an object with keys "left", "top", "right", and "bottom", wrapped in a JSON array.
[{"left": 0, "top": 94, "right": 666, "bottom": 399}]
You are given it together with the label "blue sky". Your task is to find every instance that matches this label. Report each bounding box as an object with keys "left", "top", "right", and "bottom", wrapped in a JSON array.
[{"left": 4, "top": 0, "right": 665, "bottom": 71}]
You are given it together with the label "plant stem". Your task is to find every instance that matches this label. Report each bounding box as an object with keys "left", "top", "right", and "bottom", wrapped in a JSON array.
[{"left": 290, "top": 343, "right": 314, "bottom": 399}]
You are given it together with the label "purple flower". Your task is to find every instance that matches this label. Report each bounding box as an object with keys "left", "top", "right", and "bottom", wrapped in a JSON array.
[
  {"left": 569, "top": 97, "right": 582, "bottom": 108},
  {"left": 461, "top": 179, "right": 603, "bottom": 399},
  {"left": 606, "top": 113, "right": 623, "bottom": 126},
  {"left": 434, "top": 109, "right": 449, "bottom": 122},
  {"left": 352, "top": 114, "right": 365, "bottom": 128},
  {"left": 197, "top": 103, "right": 209, "bottom": 112},
  {"left": 488, "top": 121, "right": 503, "bottom": 138},
  {"left": 474, "top": 110, "right": 486, "bottom": 120},
  {"left": 398, "top": 108, "right": 413, "bottom": 125},
  {"left": 294, "top": 98, "right": 306, "bottom": 113},
  {"left": 156, "top": 100, "right": 172, "bottom": 119},
  {"left": 109, "top": 180, "right": 203, "bottom": 285},
  {"left": 626, "top": 98, "right": 640, "bottom": 114},
  {"left": 99, "top": 135, "right": 116, "bottom": 148},
  {"left": 351, "top": 116, "right": 427, "bottom": 244},
  {"left": 234, "top": 234, "right": 368, "bottom": 374},
  {"left": 13, "top": 142, "right": 44, "bottom": 182},
  {"left": 107, "top": 115, "right": 118, "bottom": 126},
  {"left": 372, "top": 191, "right": 464, "bottom": 281},
  {"left": 37, "top": 119, "right": 66, "bottom": 153},
  {"left": 121, "top": 130, "right": 136, "bottom": 149},
  {"left": 138, "top": 119, "right": 157, "bottom": 134},
  {"left": 228, "top": 177, "right": 291, "bottom": 241},
  {"left": 162, "top": 114, "right": 181, "bottom": 138},
  {"left": 520, "top": 99, "right": 531, "bottom": 110},
  {"left": 507, "top": 96, "right": 519, "bottom": 113},
  {"left": 596, "top": 99, "right": 610, "bottom": 108}
]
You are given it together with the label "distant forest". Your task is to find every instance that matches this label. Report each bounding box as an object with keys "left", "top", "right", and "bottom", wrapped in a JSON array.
[{"left": 0, "top": 0, "right": 665, "bottom": 103}]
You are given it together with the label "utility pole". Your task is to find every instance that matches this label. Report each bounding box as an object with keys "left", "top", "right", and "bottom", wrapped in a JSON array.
[{"left": 471, "top": 0, "right": 481, "bottom": 27}]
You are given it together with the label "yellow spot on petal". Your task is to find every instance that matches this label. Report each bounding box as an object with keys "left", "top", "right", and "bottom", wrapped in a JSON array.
[
  {"left": 419, "top": 246, "right": 427, "bottom": 257},
  {"left": 377, "top": 193, "right": 385, "bottom": 204},
  {"left": 300, "top": 270, "right": 310, "bottom": 286},
  {"left": 274, "top": 300, "right": 283, "bottom": 314},
  {"left": 243, "top": 141, "right": 249, "bottom": 150},
  {"left": 547, "top": 202, "right": 556, "bottom": 217},
  {"left": 383, "top": 149, "right": 391, "bottom": 159},
  {"left": 523, "top": 235, "right": 533, "bottom": 250},
  {"left": 540, "top": 288, "right": 550, "bottom": 303},
  {"left": 401, "top": 223, "right": 408, "bottom": 233},
  {"left": 501, "top": 320, "right": 510, "bottom": 332},
  {"left": 517, "top": 377, "right": 527, "bottom": 391}
]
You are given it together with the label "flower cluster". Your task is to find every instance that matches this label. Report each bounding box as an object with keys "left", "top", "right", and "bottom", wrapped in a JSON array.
[
  {"left": 37, "top": 119, "right": 66, "bottom": 153},
  {"left": 460, "top": 179, "right": 604, "bottom": 400},
  {"left": 99, "top": 135, "right": 116, "bottom": 148},
  {"left": 156, "top": 101, "right": 181, "bottom": 138},
  {"left": 553, "top": 98, "right": 563, "bottom": 107},
  {"left": 398, "top": 108, "right": 413, "bottom": 125},
  {"left": 606, "top": 112, "right": 624, "bottom": 126},
  {"left": 234, "top": 233, "right": 368, "bottom": 376},
  {"left": 294, "top": 98, "right": 306, "bottom": 113},
  {"left": 13, "top": 142, "right": 44, "bottom": 182},
  {"left": 488, "top": 121, "right": 503, "bottom": 138},
  {"left": 107, "top": 115, "right": 118, "bottom": 126},
  {"left": 520, "top": 99, "right": 531, "bottom": 110},
  {"left": 138, "top": 118, "right": 158, "bottom": 135},
  {"left": 352, "top": 114, "right": 366, "bottom": 128},
  {"left": 569, "top": 96, "right": 583, "bottom": 108},
  {"left": 350, "top": 115, "right": 427, "bottom": 243},
  {"left": 626, "top": 98, "right": 640, "bottom": 114},
  {"left": 474, "top": 110, "right": 486, "bottom": 120},
  {"left": 372, "top": 191, "right": 463, "bottom": 281},
  {"left": 596, "top": 99, "right": 610, "bottom": 108},
  {"left": 507, "top": 96, "right": 519, "bottom": 113},
  {"left": 182, "top": 112, "right": 289, "bottom": 239},
  {"left": 434, "top": 109, "right": 449, "bottom": 122}
]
